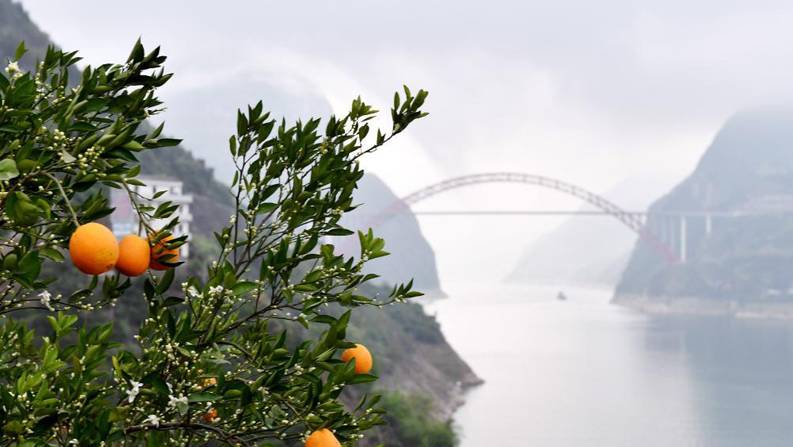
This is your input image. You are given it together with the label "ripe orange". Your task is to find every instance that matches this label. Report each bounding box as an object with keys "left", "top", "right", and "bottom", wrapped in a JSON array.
[
  {"left": 69, "top": 223, "right": 119, "bottom": 275},
  {"left": 150, "top": 234, "right": 179, "bottom": 270},
  {"left": 305, "top": 428, "right": 341, "bottom": 447},
  {"left": 340, "top": 344, "right": 373, "bottom": 374},
  {"left": 203, "top": 407, "right": 218, "bottom": 423},
  {"left": 115, "top": 235, "right": 151, "bottom": 276}
]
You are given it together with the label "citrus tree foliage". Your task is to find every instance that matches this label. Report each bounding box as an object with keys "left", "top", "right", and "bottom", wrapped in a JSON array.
[{"left": 0, "top": 41, "right": 427, "bottom": 446}]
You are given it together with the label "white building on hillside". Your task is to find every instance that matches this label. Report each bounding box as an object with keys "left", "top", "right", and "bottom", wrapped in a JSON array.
[{"left": 110, "top": 176, "right": 193, "bottom": 258}]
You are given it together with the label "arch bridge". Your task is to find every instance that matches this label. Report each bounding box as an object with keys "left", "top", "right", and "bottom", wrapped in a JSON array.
[{"left": 371, "top": 173, "right": 718, "bottom": 264}]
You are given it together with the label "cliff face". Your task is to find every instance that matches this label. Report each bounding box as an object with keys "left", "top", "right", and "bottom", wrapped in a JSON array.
[
  {"left": 615, "top": 107, "right": 793, "bottom": 313},
  {"left": 348, "top": 293, "right": 481, "bottom": 421},
  {"left": 0, "top": 0, "right": 49, "bottom": 68},
  {"left": 339, "top": 174, "right": 444, "bottom": 295}
]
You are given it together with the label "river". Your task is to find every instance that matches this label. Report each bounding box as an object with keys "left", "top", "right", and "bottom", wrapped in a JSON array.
[{"left": 423, "top": 282, "right": 793, "bottom": 447}]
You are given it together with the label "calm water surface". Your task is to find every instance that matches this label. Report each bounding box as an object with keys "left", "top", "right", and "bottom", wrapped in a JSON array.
[{"left": 423, "top": 282, "right": 793, "bottom": 447}]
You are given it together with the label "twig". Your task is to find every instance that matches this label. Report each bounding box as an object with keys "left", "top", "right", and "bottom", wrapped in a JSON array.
[{"left": 42, "top": 172, "right": 80, "bottom": 227}]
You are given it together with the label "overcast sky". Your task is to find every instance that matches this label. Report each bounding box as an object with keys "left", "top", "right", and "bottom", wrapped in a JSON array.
[{"left": 17, "top": 0, "right": 793, "bottom": 282}]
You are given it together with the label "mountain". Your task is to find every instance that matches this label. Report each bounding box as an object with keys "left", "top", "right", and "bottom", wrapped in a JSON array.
[
  {"left": 0, "top": 0, "right": 48, "bottom": 68},
  {"left": 615, "top": 107, "right": 793, "bottom": 317},
  {"left": 2, "top": 0, "right": 234, "bottom": 242},
  {"left": 1, "top": 0, "right": 475, "bottom": 442},
  {"left": 163, "top": 70, "right": 332, "bottom": 184},
  {"left": 339, "top": 174, "right": 444, "bottom": 295},
  {"left": 142, "top": 43, "right": 444, "bottom": 295},
  {"left": 506, "top": 177, "right": 670, "bottom": 287}
]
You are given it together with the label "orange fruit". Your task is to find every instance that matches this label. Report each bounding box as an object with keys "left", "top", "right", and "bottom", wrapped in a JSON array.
[
  {"left": 202, "top": 407, "right": 218, "bottom": 423},
  {"left": 115, "top": 235, "right": 151, "bottom": 276},
  {"left": 150, "top": 234, "right": 179, "bottom": 270},
  {"left": 69, "top": 223, "right": 119, "bottom": 275},
  {"left": 340, "top": 344, "right": 373, "bottom": 374},
  {"left": 305, "top": 428, "right": 341, "bottom": 447}
]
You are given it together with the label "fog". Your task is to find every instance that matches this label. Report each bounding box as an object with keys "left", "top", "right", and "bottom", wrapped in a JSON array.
[{"left": 18, "top": 0, "right": 793, "bottom": 281}]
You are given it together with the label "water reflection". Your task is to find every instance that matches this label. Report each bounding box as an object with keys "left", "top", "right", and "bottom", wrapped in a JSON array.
[
  {"left": 425, "top": 283, "right": 793, "bottom": 447},
  {"left": 645, "top": 316, "right": 793, "bottom": 446}
]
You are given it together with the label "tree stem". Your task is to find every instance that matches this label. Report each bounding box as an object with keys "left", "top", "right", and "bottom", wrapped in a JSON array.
[{"left": 42, "top": 172, "right": 80, "bottom": 227}]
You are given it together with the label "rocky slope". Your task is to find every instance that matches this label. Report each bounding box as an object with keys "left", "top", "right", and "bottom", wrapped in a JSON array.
[
  {"left": 615, "top": 107, "right": 793, "bottom": 317},
  {"left": 339, "top": 174, "right": 445, "bottom": 295},
  {"left": 0, "top": 0, "right": 49, "bottom": 67}
]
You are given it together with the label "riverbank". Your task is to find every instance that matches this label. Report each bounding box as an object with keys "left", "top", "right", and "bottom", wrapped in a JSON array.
[
  {"left": 377, "top": 339, "right": 483, "bottom": 420},
  {"left": 613, "top": 294, "right": 793, "bottom": 321},
  {"left": 349, "top": 296, "right": 482, "bottom": 422}
]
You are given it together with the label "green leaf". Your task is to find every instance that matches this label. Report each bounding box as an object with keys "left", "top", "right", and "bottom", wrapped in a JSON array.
[
  {"left": 231, "top": 281, "right": 257, "bottom": 296},
  {"left": 349, "top": 373, "right": 378, "bottom": 384},
  {"left": 163, "top": 296, "right": 184, "bottom": 307},
  {"left": 256, "top": 203, "right": 278, "bottom": 214},
  {"left": 237, "top": 110, "right": 248, "bottom": 135},
  {"left": 0, "top": 159, "right": 19, "bottom": 181},
  {"left": 122, "top": 140, "right": 145, "bottom": 151},
  {"left": 2, "top": 253, "right": 18, "bottom": 271},
  {"left": 312, "top": 315, "right": 337, "bottom": 325},
  {"left": 155, "top": 138, "right": 181, "bottom": 147},
  {"left": 327, "top": 227, "right": 354, "bottom": 236},
  {"left": 142, "top": 373, "right": 169, "bottom": 396},
  {"left": 40, "top": 247, "right": 64, "bottom": 262},
  {"left": 127, "top": 38, "right": 144, "bottom": 63},
  {"left": 14, "top": 41, "right": 27, "bottom": 60},
  {"left": 3, "top": 420, "right": 24, "bottom": 434},
  {"left": 156, "top": 269, "right": 174, "bottom": 294},
  {"left": 17, "top": 250, "right": 40, "bottom": 280},
  {"left": 6, "top": 195, "right": 45, "bottom": 225},
  {"left": 188, "top": 392, "right": 220, "bottom": 403}
]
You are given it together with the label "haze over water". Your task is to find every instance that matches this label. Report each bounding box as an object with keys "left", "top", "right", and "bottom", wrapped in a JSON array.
[{"left": 424, "top": 283, "right": 793, "bottom": 447}]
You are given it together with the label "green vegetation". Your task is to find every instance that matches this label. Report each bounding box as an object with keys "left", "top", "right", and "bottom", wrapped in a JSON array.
[
  {"left": 377, "top": 392, "right": 458, "bottom": 447},
  {"left": 0, "top": 39, "right": 432, "bottom": 445},
  {"left": 0, "top": 3, "right": 479, "bottom": 445}
]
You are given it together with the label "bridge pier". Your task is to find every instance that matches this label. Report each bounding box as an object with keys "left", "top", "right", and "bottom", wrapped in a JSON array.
[
  {"left": 679, "top": 216, "right": 687, "bottom": 263},
  {"left": 658, "top": 216, "right": 667, "bottom": 246},
  {"left": 705, "top": 214, "right": 712, "bottom": 237}
]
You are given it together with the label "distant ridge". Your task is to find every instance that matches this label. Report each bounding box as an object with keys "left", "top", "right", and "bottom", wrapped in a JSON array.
[
  {"left": 506, "top": 176, "right": 670, "bottom": 288},
  {"left": 1, "top": 0, "right": 50, "bottom": 69},
  {"left": 615, "top": 107, "right": 793, "bottom": 315}
]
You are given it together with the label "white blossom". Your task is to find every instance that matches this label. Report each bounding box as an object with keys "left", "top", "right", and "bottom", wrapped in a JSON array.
[
  {"left": 167, "top": 393, "right": 189, "bottom": 415},
  {"left": 144, "top": 414, "right": 160, "bottom": 427},
  {"left": 125, "top": 380, "right": 143, "bottom": 403},
  {"left": 168, "top": 394, "right": 188, "bottom": 408},
  {"left": 38, "top": 290, "right": 54, "bottom": 311},
  {"left": 5, "top": 61, "right": 20, "bottom": 75}
]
